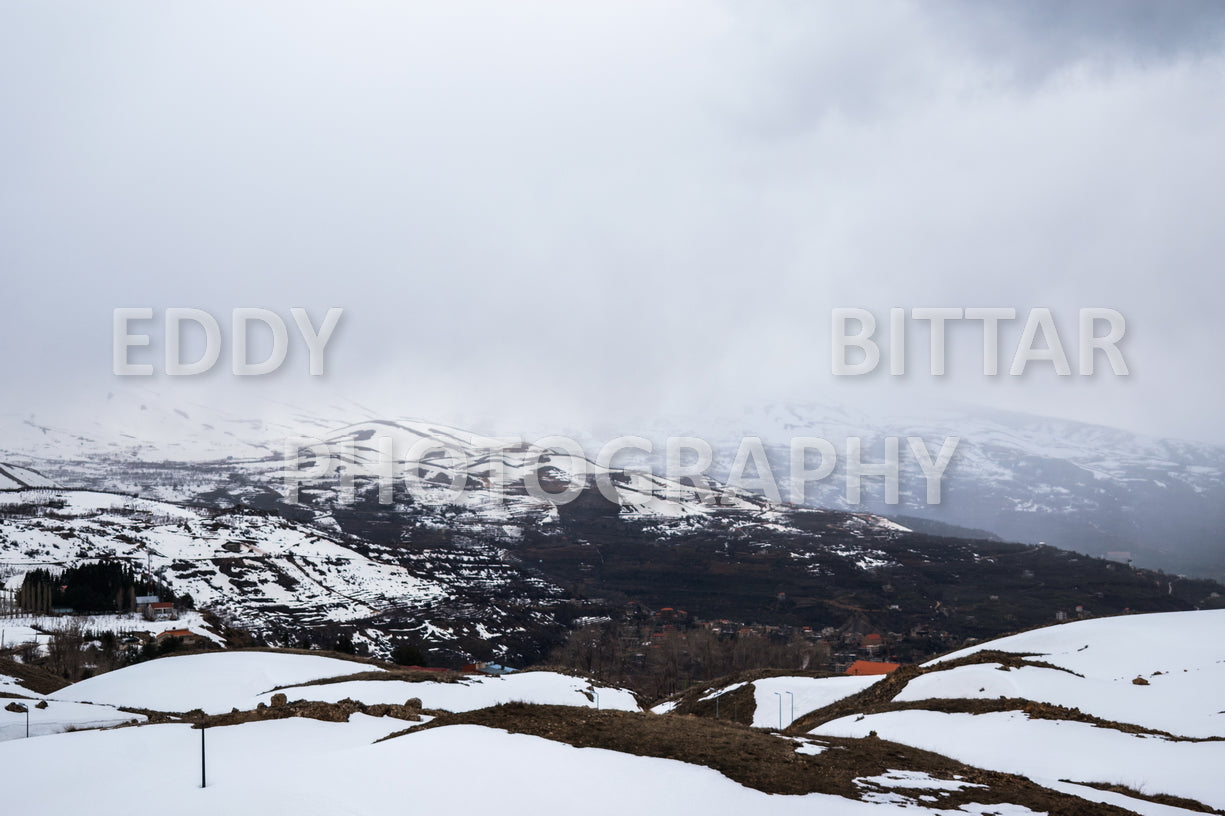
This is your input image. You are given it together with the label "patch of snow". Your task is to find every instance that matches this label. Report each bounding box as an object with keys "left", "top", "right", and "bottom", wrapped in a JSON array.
[
  {"left": 815, "top": 709, "right": 1225, "bottom": 811},
  {"left": 856, "top": 770, "right": 984, "bottom": 791},
  {"left": 751, "top": 675, "right": 882, "bottom": 729}
]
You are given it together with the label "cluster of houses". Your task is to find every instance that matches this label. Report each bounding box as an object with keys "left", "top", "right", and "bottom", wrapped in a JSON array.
[
  {"left": 628, "top": 602, "right": 964, "bottom": 676},
  {"left": 128, "top": 596, "right": 205, "bottom": 648}
]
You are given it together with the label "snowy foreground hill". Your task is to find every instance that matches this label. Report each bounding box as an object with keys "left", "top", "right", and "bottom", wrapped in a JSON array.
[{"left": 1, "top": 609, "right": 1222, "bottom": 815}]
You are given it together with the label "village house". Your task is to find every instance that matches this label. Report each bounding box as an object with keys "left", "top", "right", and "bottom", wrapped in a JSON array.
[
  {"left": 144, "top": 601, "right": 175, "bottom": 622},
  {"left": 155, "top": 628, "right": 200, "bottom": 647}
]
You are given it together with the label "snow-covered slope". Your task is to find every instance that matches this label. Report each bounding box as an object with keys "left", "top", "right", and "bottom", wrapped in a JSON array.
[
  {"left": 749, "top": 675, "right": 883, "bottom": 729},
  {"left": 908, "top": 609, "right": 1225, "bottom": 738},
  {"left": 1, "top": 611, "right": 224, "bottom": 649},
  {"left": 1, "top": 388, "right": 373, "bottom": 463},
  {"left": 54, "top": 651, "right": 384, "bottom": 714},
  {"left": 928, "top": 608, "right": 1225, "bottom": 677},
  {"left": 0, "top": 489, "right": 451, "bottom": 652},
  {"left": 0, "top": 698, "right": 145, "bottom": 740},
  {"left": 6, "top": 612, "right": 1225, "bottom": 814},
  {"left": 809, "top": 609, "right": 1225, "bottom": 811},
  {"left": 657, "top": 674, "right": 884, "bottom": 728},
  {"left": 247, "top": 417, "right": 782, "bottom": 523},
  {"left": 3, "top": 395, "right": 776, "bottom": 519},
  {"left": 817, "top": 710, "right": 1225, "bottom": 812},
  {"left": 0, "top": 719, "right": 979, "bottom": 816},
  {"left": 0, "top": 463, "right": 56, "bottom": 490},
  {"left": 51, "top": 651, "right": 638, "bottom": 715}
]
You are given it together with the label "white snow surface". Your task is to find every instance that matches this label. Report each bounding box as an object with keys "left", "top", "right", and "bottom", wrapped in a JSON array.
[
  {"left": 54, "top": 652, "right": 383, "bottom": 714},
  {"left": 857, "top": 770, "right": 983, "bottom": 791},
  {"left": 0, "top": 463, "right": 56, "bottom": 489},
  {"left": 0, "top": 718, "right": 1023, "bottom": 815},
  {"left": 914, "top": 609, "right": 1225, "bottom": 737},
  {"left": 0, "top": 624, "right": 49, "bottom": 651},
  {"left": 815, "top": 710, "right": 1225, "bottom": 811},
  {"left": 896, "top": 661, "right": 1225, "bottom": 738},
  {"left": 0, "top": 699, "right": 145, "bottom": 741},
  {"left": 927, "top": 609, "right": 1225, "bottom": 677}
]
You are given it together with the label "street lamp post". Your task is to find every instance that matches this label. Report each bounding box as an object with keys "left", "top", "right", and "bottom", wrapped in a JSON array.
[
  {"left": 772, "top": 691, "right": 782, "bottom": 730},
  {"left": 785, "top": 691, "right": 795, "bottom": 727},
  {"left": 13, "top": 703, "right": 29, "bottom": 738}
]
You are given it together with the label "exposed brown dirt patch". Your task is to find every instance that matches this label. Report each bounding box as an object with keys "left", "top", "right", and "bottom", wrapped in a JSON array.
[
  {"left": 173, "top": 697, "right": 425, "bottom": 728},
  {"left": 265, "top": 667, "right": 464, "bottom": 693},
  {"left": 391, "top": 702, "right": 1136, "bottom": 813},
  {"left": 0, "top": 656, "right": 71, "bottom": 695}
]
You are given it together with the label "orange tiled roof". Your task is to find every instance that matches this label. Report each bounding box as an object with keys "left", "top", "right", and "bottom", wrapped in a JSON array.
[{"left": 845, "top": 660, "right": 900, "bottom": 676}]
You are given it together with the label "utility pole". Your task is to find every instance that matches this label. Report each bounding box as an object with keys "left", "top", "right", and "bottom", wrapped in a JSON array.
[
  {"left": 773, "top": 691, "right": 782, "bottom": 730},
  {"left": 200, "top": 725, "right": 207, "bottom": 788},
  {"left": 785, "top": 691, "right": 795, "bottom": 727}
]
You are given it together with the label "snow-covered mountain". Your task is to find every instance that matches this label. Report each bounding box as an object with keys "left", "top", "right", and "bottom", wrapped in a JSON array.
[
  {"left": 1, "top": 387, "right": 372, "bottom": 463},
  {"left": 0, "top": 473, "right": 904, "bottom": 664},
  {"left": 614, "top": 400, "right": 1225, "bottom": 580},
  {"left": 4, "top": 394, "right": 1224, "bottom": 666},
  {"left": 8, "top": 391, "right": 1220, "bottom": 578},
  {"left": 0, "top": 489, "right": 459, "bottom": 655}
]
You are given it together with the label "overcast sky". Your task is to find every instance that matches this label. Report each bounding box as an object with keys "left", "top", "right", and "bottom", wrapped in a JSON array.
[{"left": 3, "top": 1, "right": 1224, "bottom": 444}]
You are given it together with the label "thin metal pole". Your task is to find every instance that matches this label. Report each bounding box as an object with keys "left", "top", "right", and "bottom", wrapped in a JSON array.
[
  {"left": 200, "top": 726, "right": 206, "bottom": 788},
  {"left": 786, "top": 691, "right": 794, "bottom": 726},
  {"left": 773, "top": 692, "right": 782, "bottom": 730}
]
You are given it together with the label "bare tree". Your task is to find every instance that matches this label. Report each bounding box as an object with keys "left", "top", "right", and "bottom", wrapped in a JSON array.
[{"left": 47, "top": 620, "right": 87, "bottom": 681}]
